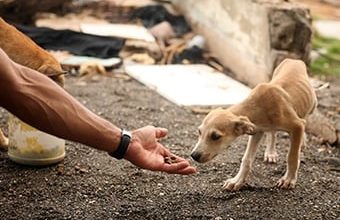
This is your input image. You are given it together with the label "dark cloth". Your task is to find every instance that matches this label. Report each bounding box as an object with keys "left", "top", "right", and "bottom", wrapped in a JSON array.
[
  {"left": 131, "top": 5, "right": 191, "bottom": 37},
  {"left": 15, "top": 24, "right": 125, "bottom": 58},
  {"left": 172, "top": 46, "right": 204, "bottom": 64}
]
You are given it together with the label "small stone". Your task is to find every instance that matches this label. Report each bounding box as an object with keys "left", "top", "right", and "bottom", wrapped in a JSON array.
[
  {"left": 79, "top": 168, "right": 88, "bottom": 173},
  {"left": 56, "top": 164, "right": 65, "bottom": 175},
  {"left": 75, "top": 165, "right": 88, "bottom": 173}
]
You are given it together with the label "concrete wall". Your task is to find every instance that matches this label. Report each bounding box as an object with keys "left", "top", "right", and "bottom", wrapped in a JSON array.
[{"left": 172, "top": 0, "right": 312, "bottom": 87}]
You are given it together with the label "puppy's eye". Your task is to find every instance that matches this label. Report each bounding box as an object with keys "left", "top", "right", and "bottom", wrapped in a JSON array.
[{"left": 211, "top": 132, "right": 221, "bottom": 141}]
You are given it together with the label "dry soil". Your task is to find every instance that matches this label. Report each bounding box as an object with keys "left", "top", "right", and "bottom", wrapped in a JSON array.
[{"left": 0, "top": 75, "right": 339, "bottom": 220}]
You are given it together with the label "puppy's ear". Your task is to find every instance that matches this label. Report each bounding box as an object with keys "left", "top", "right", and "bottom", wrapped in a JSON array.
[
  {"left": 234, "top": 116, "right": 256, "bottom": 135},
  {"left": 38, "top": 65, "right": 67, "bottom": 77}
]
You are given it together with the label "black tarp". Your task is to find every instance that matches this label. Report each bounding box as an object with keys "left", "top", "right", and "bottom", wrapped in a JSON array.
[
  {"left": 15, "top": 24, "right": 125, "bottom": 58},
  {"left": 131, "top": 5, "right": 191, "bottom": 37}
]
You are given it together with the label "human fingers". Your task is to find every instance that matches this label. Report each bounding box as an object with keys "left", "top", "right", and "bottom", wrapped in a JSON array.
[
  {"left": 161, "top": 160, "right": 191, "bottom": 174},
  {"left": 162, "top": 155, "right": 197, "bottom": 175},
  {"left": 155, "top": 127, "right": 168, "bottom": 139},
  {"left": 174, "top": 166, "right": 197, "bottom": 175}
]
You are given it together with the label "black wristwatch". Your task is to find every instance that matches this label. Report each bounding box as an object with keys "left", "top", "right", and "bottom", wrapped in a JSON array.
[{"left": 108, "top": 129, "right": 132, "bottom": 159}]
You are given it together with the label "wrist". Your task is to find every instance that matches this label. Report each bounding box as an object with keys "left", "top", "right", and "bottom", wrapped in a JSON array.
[
  {"left": 122, "top": 135, "right": 138, "bottom": 161},
  {"left": 108, "top": 129, "right": 131, "bottom": 159}
]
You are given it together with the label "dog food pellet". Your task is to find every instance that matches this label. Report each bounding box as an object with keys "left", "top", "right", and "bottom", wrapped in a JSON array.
[
  {"left": 164, "top": 156, "right": 177, "bottom": 164},
  {"left": 164, "top": 157, "right": 171, "bottom": 164}
]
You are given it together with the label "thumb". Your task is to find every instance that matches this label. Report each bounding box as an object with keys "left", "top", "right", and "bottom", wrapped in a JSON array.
[{"left": 155, "top": 127, "right": 168, "bottom": 139}]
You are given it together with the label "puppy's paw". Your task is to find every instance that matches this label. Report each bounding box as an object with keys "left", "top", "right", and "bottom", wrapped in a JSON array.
[
  {"left": 222, "top": 177, "right": 245, "bottom": 191},
  {"left": 264, "top": 151, "right": 278, "bottom": 163},
  {"left": 277, "top": 175, "right": 296, "bottom": 189},
  {"left": 0, "top": 136, "right": 9, "bottom": 150}
]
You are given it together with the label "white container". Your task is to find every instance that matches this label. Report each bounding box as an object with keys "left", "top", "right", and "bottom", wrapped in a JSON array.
[{"left": 8, "top": 115, "right": 65, "bottom": 166}]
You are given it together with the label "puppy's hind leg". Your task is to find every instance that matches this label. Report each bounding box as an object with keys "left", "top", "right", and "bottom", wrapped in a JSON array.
[
  {"left": 277, "top": 119, "right": 305, "bottom": 189},
  {"left": 264, "top": 131, "right": 278, "bottom": 163},
  {"left": 0, "top": 128, "right": 9, "bottom": 150}
]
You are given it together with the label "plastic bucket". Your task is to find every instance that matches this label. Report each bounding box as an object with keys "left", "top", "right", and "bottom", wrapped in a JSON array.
[{"left": 8, "top": 115, "right": 65, "bottom": 166}]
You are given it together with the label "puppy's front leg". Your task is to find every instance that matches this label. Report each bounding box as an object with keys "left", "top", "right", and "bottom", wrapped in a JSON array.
[
  {"left": 0, "top": 128, "right": 9, "bottom": 150},
  {"left": 223, "top": 132, "right": 264, "bottom": 191}
]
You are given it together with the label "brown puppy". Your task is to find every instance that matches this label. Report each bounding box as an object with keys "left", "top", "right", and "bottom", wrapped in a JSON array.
[
  {"left": 0, "top": 17, "right": 65, "bottom": 150},
  {"left": 191, "top": 59, "right": 317, "bottom": 190},
  {"left": 0, "top": 17, "right": 65, "bottom": 86}
]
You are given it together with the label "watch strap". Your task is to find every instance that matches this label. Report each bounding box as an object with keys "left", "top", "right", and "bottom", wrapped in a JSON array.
[{"left": 109, "top": 129, "right": 131, "bottom": 159}]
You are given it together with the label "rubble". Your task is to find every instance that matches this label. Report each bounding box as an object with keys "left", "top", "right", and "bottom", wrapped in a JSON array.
[
  {"left": 130, "top": 4, "right": 191, "bottom": 36},
  {"left": 16, "top": 24, "right": 125, "bottom": 58},
  {"left": 60, "top": 56, "right": 122, "bottom": 69},
  {"left": 125, "top": 64, "right": 251, "bottom": 106},
  {"left": 35, "top": 12, "right": 109, "bottom": 32},
  {"left": 80, "top": 23, "right": 156, "bottom": 42},
  {"left": 306, "top": 109, "right": 337, "bottom": 145},
  {"left": 149, "top": 21, "right": 176, "bottom": 40},
  {"left": 171, "top": 0, "right": 312, "bottom": 87},
  {"left": 0, "top": 0, "right": 70, "bottom": 24}
]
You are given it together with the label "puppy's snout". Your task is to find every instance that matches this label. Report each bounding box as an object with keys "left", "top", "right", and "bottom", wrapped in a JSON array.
[{"left": 191, "top": 152, "right": 201, "bottom": 161}]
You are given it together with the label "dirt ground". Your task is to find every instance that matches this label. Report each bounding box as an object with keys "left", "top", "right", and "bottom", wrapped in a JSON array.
[{"left": 0, "top": 74, "right": 339, "bottom": 220}]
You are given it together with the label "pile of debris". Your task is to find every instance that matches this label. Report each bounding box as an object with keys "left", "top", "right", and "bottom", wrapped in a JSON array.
[
  {"left": 6, "top": 0, "right": 243, "bottom": 107},
  {"left": 7, "top": 0, "right": 219, "bottom": 73}
]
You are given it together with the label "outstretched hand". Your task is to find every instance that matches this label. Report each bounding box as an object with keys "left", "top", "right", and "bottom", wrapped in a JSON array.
[{"left": 124, "top": 126, "right": 197, "bottom": 175}]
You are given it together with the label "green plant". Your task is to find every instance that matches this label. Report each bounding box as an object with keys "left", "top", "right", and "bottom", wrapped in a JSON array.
[{"left": 310, "top": 33, "right": 340, "bottom": 77}]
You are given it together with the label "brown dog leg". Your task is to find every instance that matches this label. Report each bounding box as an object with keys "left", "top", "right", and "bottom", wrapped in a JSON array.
[
  {"left": 0, "top": 128, "right": 8, "bottom": 150},
  {"left": 264, "top": 131, "right": 278, "bottom": 163},
  {"left": 277, "top": 120, "right": 305, "bottom": 189}
]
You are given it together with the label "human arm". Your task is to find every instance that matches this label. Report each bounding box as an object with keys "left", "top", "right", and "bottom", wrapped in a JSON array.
[{"left": 0, "top": 48, "right": 196, "bottom": 174}]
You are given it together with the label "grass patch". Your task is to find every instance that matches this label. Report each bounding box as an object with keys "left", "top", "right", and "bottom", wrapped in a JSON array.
[{"left": 310, "top": 33, "right": 340, "bottom": 77}]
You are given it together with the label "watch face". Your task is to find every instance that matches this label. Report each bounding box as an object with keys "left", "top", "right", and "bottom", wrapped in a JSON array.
[{"left": 122, "top": 129, "right": 132, "bottom": 138}]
